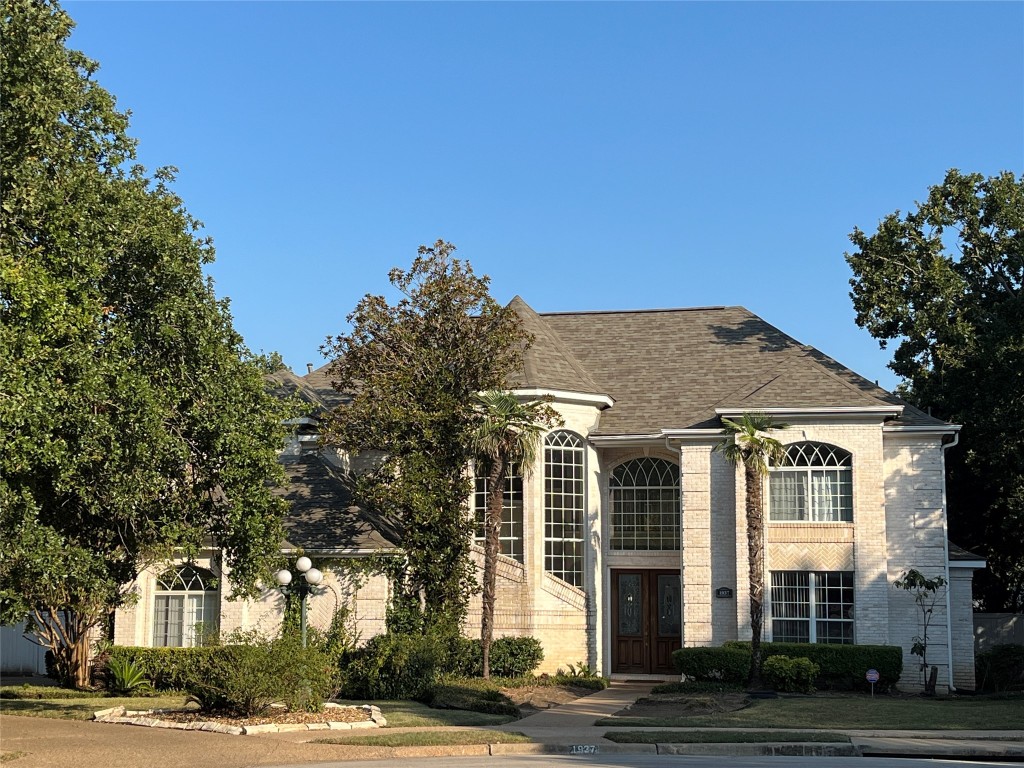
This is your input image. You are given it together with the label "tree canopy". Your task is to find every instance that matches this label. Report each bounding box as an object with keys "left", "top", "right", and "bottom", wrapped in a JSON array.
[
  {"left": 321, "top": 241, "right": 527, "bottom": 633},
  {"left": 0, "top": 0, "right": 292, "bottom": 684},
  {"left": 846, "top": 169, "right": 1024, "bottom": 610}
]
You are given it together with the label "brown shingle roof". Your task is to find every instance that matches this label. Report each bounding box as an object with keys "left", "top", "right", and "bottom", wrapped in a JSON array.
[
  {"left": 533, "top": 303, "right": 948, "bottom": 434},
  {"left": 276, "top": 453, "right": 400, "bottom": 552}
]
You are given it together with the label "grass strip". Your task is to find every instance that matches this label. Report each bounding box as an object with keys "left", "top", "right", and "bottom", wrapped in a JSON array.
[
  {"left": 312, "top": 731, "right": 531, "bottom": 748},
  {"left": 0, "top": 752, "right": 28, "bottom": 763},
  {"left": 605, "top": 730, "right": 851, "bottom": 744},
  {"left": 596, "top": 694, "right": 1024, "bottom": 730},
  {"left": 0, "top": 696, "right": 190, "bottom": 720}
]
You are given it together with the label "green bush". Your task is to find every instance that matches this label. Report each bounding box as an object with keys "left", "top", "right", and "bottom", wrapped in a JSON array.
[
  {"left": 723, "top": 641, "right": 902, "bottom": 692},
  {"left": 762, "top": 656, "right": 819, "bottom": 694},
  {"left": 447, "top": 636, "right": 545, "bottom": 678},
  {"left": 426, "top": 679, "right": 520, "bottom": 716},
  {"left": 343, "top": 632, "right": 446, "bottom": 701},
  {"left": 105, "top": 656, "right": 153, "bottom": 696},
  {"left": 976, "top": 644, "right": 1024, "bottom": 693},
  {"left": 106, "top": 646, "right": 219, "bottom": 691},
  {"left": 183, "top": 633, "right": 340, "bottom": 716},
  {"left": 672, "top": 647, "right": 750, "bottom": 684}
]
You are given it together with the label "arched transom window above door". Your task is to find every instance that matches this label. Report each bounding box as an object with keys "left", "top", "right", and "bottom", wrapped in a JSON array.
[
  {"left": 610, "top": 457, "right": 680, "bottom": 550},
  {"left": 769, "top": 442, "right": 853, "bottom": 523}
]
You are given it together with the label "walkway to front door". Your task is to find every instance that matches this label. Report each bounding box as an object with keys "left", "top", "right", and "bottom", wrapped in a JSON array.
[{"left": 611, "top": 569, "right": 681, "bottom": 674}]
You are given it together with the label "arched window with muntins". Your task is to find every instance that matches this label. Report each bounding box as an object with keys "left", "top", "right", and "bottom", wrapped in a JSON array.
[
  {"left": 610, "top": 458, "right": 680, "bottom": 550},
  {"left": 544, "top": 431, "right": 585, "bottom": 587},
  {"left": 769, "top": 442, "right": 853, "bottom": 522},
  {"left": 473, "top": 463, "right": 524, "bottom": 563},
  {"left": 153, "top": 565, "right": 219, "bottom": 647}
]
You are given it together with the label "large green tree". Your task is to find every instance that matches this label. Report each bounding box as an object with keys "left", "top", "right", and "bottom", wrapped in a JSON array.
[
  {"left": 321, "top": 241, "right": 527, "bottom": 634},
  {"left": 846, "top": 169, "right": 1024, "bottom": 611},
  {"left": 0, "top": 0, "right": 291, "bottom": 686},
  {"left": 715, "top": 412, "right": 787, "bottom": 688},
  {"left": 472, "top": 391, "right": 559, "bottom": 678}
]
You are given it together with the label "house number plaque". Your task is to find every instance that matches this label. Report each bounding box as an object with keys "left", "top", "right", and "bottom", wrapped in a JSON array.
[{"left": 715, "top": 587, "right": 734, "bottom": 598}]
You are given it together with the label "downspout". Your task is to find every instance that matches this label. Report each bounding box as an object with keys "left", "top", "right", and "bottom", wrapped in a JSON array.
[{"left": 940, "top": 431, "right": 960, "bottom": 692}]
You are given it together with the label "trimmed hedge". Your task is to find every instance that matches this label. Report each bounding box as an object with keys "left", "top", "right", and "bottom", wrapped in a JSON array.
[
  {"left": 106, "top": 646, "right": 220, "bottom": 691},
  {"left": 672, "top": 646, "right": 750, "bottom": 684},
  {"left": 724, "top": 641, "right": 902, "bottom": 691},
  {"left": 449, "top": 636, "right": 545, "bottom": 679}
]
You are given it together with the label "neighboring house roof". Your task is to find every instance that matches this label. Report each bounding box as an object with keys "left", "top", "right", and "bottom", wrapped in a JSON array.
[
  {"left": 948, "top": 541, "right": 986, "bottom": 563},
  {"left": 276, "top": 453, "right": 400, "bottom": 553}
]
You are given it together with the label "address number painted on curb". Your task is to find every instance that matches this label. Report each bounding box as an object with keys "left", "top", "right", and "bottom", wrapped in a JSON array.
[{"left": 569, "top": 745, "right": 599, "bottom": 754}]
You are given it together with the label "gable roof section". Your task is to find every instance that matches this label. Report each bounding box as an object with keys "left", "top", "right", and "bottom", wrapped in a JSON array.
[{"left": 535, "top": 303, "right": 947, "bottom": 434}]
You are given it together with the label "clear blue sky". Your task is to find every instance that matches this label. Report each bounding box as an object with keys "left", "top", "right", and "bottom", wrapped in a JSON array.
[{"left": 66, "top": 1, "right": 1023, "bottom": 391}]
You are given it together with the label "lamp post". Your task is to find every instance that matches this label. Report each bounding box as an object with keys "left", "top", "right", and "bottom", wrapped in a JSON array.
[{"left": 274, "top": 556, "right": 324, "bottom": 648}]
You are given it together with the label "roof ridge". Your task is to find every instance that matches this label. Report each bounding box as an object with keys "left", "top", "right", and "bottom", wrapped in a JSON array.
[{"left": 539, "top": 305, "right": 734, "bottom": 317}]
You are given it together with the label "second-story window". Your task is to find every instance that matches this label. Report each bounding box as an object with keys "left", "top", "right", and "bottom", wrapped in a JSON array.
[{"left": 770, "top": 442, "right": 853, "bottom": 522}]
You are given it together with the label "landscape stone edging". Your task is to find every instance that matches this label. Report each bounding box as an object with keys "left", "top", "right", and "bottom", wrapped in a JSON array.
[{"left": 91, "top": 703, "right": 386, "bottom": 736}]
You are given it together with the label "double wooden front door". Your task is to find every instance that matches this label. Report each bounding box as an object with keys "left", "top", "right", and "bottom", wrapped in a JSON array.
[{"left": 611, "top": 569, "right": 681, "bottom": 674}]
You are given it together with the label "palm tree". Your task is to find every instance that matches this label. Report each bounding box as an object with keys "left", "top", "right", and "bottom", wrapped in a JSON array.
[
  {"left": 472, "top": 391, "right": 560, "bottom": 678},
  {"left": 714, "top": 412, "right": 787, "bottom": 688}
]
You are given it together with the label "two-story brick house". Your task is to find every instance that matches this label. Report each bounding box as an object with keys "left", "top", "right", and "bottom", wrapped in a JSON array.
[{"left": 113, "top": 297, "right": 984, "bottom": 690}]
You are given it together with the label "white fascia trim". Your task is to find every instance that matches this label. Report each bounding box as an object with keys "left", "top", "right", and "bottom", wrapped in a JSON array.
[
  {"left": 949, "top": 560, "right": 987, "bottom": 570},
  {"left": 280, "top": 547, "right": 395, "bottom": 557},
  {"left": 716, "top": 406, "right": 903, "bottom": 420},
  {"left": 511, "top": 387, "right": 614, "bottom": 409},
  {"left": 883, "top": 424, "right": 961, "bottom": 435},
  {"left": 659, "top": 429, "right": 727, "bottom": 440},
  {"left": 588, "top": 433, "right": 665, "bottom": 446}
]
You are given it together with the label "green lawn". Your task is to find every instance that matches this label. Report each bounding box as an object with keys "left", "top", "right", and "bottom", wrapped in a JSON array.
[
  {"left": 597, "top": 694, "right": 1024, "bottom": 730},
  {"left": 605, "top": 730, "right": 852, "bottom": 744},
  {"left": 312, "top": 731, "right": 531, "bottom": 748},
  {"left": 333, "top": 700, "right": 517, "bottom": 727},
  {"left": 0, "top": 695, "right": 190, "bottom": 720}
]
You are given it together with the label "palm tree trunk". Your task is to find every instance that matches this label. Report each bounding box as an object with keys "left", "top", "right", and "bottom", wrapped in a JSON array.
[
  {"left": 481, "top": 461, "right": 507, "bottom": 679},
  {"left": 745, "top": 463, "right": 765, "bottom": 689}
]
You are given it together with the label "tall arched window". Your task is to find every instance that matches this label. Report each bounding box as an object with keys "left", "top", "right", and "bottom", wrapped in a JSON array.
[
  {"left": 153, "top": 565, "right": 219, "bottom": 647},
  {"left": 473, "top": 464, "right": 524, "bottom": 563},
  {"left": 544, "top": 431, "right": 585, "bottom": 587},
  {"left": 611, "top": 458, "right": 680, "bottom": 550},
  {"left": 769, "top": 442, "right": 853, "bottom": 522}
]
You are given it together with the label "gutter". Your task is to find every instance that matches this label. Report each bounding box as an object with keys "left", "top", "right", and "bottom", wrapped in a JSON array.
[{"left": 940, "top": 431, "right": 960, "bottom": 692}]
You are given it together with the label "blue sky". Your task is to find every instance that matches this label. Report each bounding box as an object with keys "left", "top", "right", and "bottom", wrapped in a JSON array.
[{"left": 66, "top": 1, "right": 1023, "bottom": 391}]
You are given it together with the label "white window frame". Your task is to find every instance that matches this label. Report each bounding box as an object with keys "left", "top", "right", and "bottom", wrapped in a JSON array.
[
  {"left": 544, "top": 431, "right": 586, "bottom": 587},
  {"left": 473, "top": 465, "right": 524, "bottom": 563},
  {"left": 769, "top": 442, "right": 853, "bottom": 523},
  {"left": 152, "top": 565, "right": 219, "bottom": 648},
  {"left": 610, "top": 457, "right": 680, "bottom": 551},
  {"left": 770, "top": 570, "right": 854, "bottom": 644}
]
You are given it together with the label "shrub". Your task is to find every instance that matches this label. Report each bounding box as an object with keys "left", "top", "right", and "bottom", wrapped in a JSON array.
[
  {"left": 426, "top": 679, "right": 520, "bottom": 716},
  {"left": 724, "top": 641, "right": 902, "bottom": 692},
  {"left": 976, "top": 644, "right": 1024, "bottom": 693},
  {"left": 762, "top": 656, "right": 819, "bottom": 694},
  {"left": 447, "top": 636, "right": 545, "bottom": 678},
  {"left": 343, "top": 632, "right": 446, "bottom": 700},
  {"left": 672, "top": 647, "right": 750, "bottom": 684},
  {"left": 183, "top": 633, "right": 339, "bottom": 716},
  {"left": 105, "top": 656, "right": 153, "bottom": 696},
  {"left": 106, "top": 646, "right": 219, "bottom": 691}
]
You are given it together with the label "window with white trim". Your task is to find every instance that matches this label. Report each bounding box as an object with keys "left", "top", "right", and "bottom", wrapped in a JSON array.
[
  {"left": 473, "top": 465, "right": 524, "bottom": 563},
  {"left": 610, "top": 457, "right": 680, "bottom": 550},
  {"left": 769, "top": 442, "right": 853, "bottom": 522},
  {"left": 544, "top": 431, "right": 585, "bottom": 587},
  {"left": 153, "top": 565, "right": 219, "bottom": 647},
  {"left": 770, "top": 571, "right": 854, "bottom": 644}
]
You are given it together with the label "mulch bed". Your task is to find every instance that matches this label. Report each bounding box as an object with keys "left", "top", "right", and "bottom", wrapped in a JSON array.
[{"left": 148, "top": 704, "right": 373, "bottom": 728}]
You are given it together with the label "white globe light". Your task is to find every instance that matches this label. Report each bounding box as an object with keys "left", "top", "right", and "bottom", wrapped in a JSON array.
[
  {"left": 295, "top": 556, "right": 312, "bottom": 573},
  {"left": 304, "top": 568, "right": 323, "bottom": 586},
  {"left": 275, "top": 569, "right": 292, "bottom": 586}
]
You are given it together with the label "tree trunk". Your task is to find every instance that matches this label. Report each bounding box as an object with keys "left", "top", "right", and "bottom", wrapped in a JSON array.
[
  {"left": 745, "top": 463, "right": 765, "bottom": 689},
  {"left": 481, "top": 460, "right": 507, "bottom": 680}
]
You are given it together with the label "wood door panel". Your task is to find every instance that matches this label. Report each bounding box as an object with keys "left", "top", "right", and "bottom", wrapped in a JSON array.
[{"left": 612, "top": 569, "right": 681, "bottom": 674}]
